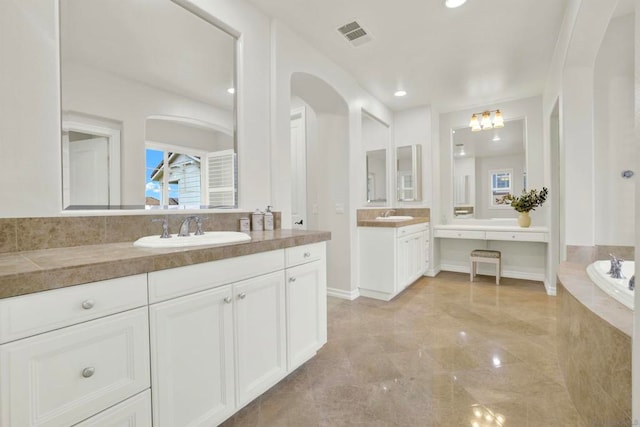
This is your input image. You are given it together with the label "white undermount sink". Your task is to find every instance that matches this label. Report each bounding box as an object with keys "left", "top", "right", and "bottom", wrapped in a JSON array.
[
  {"left": 134, "top": 231, "right": 251, "bottom": 248},
  {"left": 375, "top": 215, "right": 414, "bottom": 221}
]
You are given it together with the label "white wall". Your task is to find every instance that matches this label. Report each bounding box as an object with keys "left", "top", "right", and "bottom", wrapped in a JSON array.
[
  {"left": 594, "top": 14, "right": 635, "bottom": 246},
  {"left": 272, "top": 21, "right": 393, "bottom": 297}
]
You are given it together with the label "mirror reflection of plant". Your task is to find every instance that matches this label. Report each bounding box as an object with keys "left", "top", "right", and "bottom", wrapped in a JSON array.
[{"left": 499, "top": 187, "right": 548, "bottom": 212}]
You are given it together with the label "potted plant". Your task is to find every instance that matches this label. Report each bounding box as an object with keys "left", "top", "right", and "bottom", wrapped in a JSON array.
[{"left": 500, "top": 187, "right": 548, "bottom": 227}]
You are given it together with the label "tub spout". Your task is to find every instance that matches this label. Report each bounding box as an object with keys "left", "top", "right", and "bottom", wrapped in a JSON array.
[
  {"left": 608, "top": 255, "right": 625, "bottom": 279},
  {"left": 629, "top": 275, "right": 635, "bottom": 291}
]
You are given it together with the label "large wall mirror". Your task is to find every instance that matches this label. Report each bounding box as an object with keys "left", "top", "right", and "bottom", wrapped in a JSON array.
[
  {"left": 60, "top": 0, "right": 237, "bottom": 210},
  {"left": 452, "top": 118, "right": 526, "bottom": 218},
  {"left": 362, "top": 111, "right": 390, "bottom": 205}
]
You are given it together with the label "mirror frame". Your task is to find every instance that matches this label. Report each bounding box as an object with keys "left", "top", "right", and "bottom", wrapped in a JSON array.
[{"left": 59, "top": 0, "right": 239, "bottom": 211}]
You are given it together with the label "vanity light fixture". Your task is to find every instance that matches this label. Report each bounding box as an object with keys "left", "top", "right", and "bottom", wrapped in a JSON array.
[
  {"left": 445, "top": 0, "right": 467, "bottom": 8},
  {"left": 469, "top": 109, "right": 504, "bottom": 131},
  {"left": 394, "top": 90, "right": 407, "bottom": 97}
]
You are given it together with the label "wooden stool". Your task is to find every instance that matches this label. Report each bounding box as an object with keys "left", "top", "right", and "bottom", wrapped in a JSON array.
[{"left": 470, "top": 249, "right": 501, "bottom": 285}]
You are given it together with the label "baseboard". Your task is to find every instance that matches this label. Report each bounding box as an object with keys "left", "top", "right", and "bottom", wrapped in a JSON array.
[
  {"left": 544, "top": 278, "right": 557, "bottom": 296},
  {"left": 439, "top": 263, "right": 545, "bottom": 282},
  {"left": 358, "top": 288, "right": 392, "bottom": 301},
  {"left": 327, "top": 287, "right": 360, "bottom": 300},
  {"left": 425, "top": 266, "right": 440, "bottom": 277}
]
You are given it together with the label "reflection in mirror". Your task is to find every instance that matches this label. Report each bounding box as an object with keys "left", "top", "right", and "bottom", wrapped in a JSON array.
[
  {"left": 366, "top": 150, "right": 387, "bottom": 203},
  {"left": 60, "top": 0, "right": 236, "bottom": 210},
  {"left": 452, "top": 119, "right": 525, "bottom": 218},
  {"left": 396, "top": 145, "right": 422, "bottom": 202}
]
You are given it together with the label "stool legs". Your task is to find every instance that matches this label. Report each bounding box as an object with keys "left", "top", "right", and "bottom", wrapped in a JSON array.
[{"left": 469, "top": 257, "right": 501, "bottom": 285}]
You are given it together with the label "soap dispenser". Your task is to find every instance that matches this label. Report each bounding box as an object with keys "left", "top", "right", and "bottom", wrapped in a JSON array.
[
  {"left": 264, "top": 206, "right": 274, "bottom": 231},
  {"left": 251, "top": 209, "right": 264, "bottom": 231}
]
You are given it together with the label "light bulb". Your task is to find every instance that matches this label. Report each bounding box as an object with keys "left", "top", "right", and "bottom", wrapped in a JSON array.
[
  {"left": 493, "top": 110, "right": 504, "bottom": 128},
  {"left": 469, "top": 114, "right": 481, "bottom": 131},
  {"left": 481, "top": 112, "right": 492, "bottom": 130}
]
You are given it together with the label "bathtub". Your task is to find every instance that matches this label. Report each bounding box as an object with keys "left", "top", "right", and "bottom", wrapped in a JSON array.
[{"left": 586, "top": 260, "right": 635, "bottom": 310}]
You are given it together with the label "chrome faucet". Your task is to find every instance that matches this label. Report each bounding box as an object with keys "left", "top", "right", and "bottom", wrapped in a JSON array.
[
  {"left": 382, "top": 209, "right": 395, "bottom": 218},
  {"left": 609, "top": 256, "right": 625, "bottom": 280},
  {"left": 629, "top": 275, "right": 635, "bottom": 291},
  {"left": 151, "top": 218, "right": 171, "bottom": 239},
  {"left": 178, "top": 216, "right": 204, "bottom": 237}
]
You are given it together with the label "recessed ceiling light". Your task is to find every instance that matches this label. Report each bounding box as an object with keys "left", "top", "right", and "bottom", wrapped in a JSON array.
[
  {"left": 394, "top": 90, "right": 407, "bottom": 97},
  {"left": 445, "top": 0, "right": 467, "bottom": 8},
  {"left": 227, "top": 87, "right": 235, "bottom": 94}
]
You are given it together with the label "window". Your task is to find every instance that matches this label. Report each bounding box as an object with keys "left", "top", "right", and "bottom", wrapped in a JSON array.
[
  {"left": 489, "top": 169, "right": 512, "bottom": 208},
  {"left": 145, "top": 145, "right": 236, "bottom": 208}
]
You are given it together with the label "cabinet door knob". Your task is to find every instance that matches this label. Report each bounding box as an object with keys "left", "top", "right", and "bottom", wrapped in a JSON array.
[
  {"left": 82, "top": 367, "right": 95, "bottom": 378},
  {"left": 224, "top": 296, "right": 232, "bottom": 304},
  {"left": 81, "top": 299, "right": 95, "bottom": 310},
  {"left": 238, "top": 292, "right": 246, "bottom": 299},
  {"left": 289, "top": 277, "right": 297, "bottom": 282},
  {"left": 303, "top": 252, "right": 311, "bottom": 258}
]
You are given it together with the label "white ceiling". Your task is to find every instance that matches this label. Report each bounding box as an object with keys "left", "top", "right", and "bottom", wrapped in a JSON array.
[{"left": 247, "top": 0, "right": 570, "bottom": 112}]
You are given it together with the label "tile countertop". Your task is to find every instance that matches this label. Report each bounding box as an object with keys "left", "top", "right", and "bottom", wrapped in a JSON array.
[
  {"left": 357, "top": 217, "right": 430, "bottom": 228},
  {"left": 0, "top": 229, "right": 331, "bottom": 300},
  {"left": 557, "top": 261, "right": 632, "bottom": 337}
]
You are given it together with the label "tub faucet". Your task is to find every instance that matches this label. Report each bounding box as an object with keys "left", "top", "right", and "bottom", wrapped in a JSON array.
[
  {"left": 610, "top": 257, "right": 625, "bottom": 280},
  {"left": 178, "top": 216, "right": 204, "bottom": 237},
  {"left": 382, "top": 209, "right": 395, "bottom": 218},
  {"left": 151, "top": 218, "right": 171, "bottom": 239},
  {"left": 629, "top": 275, "right": 635, "bottom": 291}
]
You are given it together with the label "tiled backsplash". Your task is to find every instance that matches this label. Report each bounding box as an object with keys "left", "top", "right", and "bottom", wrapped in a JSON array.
[
  {"left": 0, "top": 212, "right": 281, "bottom": 254},
  {"left": 356, "top": 208, "right": 430, "bottom": 222},
  {"left": 566, "top": 245, "right": 635, "bottom": 266}
]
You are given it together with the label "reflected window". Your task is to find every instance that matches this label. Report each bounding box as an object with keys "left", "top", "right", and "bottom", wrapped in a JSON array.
[{"left": 489, "top": 169, "right": 512, "bottom": 208}]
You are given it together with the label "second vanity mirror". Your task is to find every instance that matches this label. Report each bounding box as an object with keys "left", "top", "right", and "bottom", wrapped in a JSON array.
[
  {"left": 396, "top": 145, "right": 422, "bottom": 202},
  {"left": 362, "top": 111, "right": 390, "bottom": 204},
  {"left": 452, "top": 118, "right": 526, "bottom": 218},
  {"left": 60, "top": 0, "right": 237, "bottom": 209}
]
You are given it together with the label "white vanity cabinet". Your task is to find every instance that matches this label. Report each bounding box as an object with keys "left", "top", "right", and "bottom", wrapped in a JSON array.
[
  {"left": 285, "top": 242, "right": 327, "bottom": 371},
  {"left": 0, "top": 275, "right": 151, "bottom": 427},
  {"left": 359, "top": 222, "right": 429, "bottom": 301},
  {"left": 148, "top": 252, "right": 286, "bottom": 426}
]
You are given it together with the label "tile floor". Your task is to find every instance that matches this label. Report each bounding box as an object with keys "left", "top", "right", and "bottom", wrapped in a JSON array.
[{"left": 221, "top": 272, "right": 585, "bottom": 426}]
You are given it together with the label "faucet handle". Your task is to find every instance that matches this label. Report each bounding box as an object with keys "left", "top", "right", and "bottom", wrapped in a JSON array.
[
  {"left": 151, "top": 218, "right": 171, "bottom": 239},
  {"left": 193, "top": 216, "right": 204, "bottom": 235}
]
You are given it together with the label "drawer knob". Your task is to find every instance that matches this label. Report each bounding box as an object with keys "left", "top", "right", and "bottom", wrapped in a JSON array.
[
  {"left": 81, "top": 299, "right": 95, "bottom": 310},
  {"left": 289, "top": 277, "right": 297, "bottom": 283},
  {"left": 82, "top": 367, "right": 95, "bottom": 378},
  {"left": 238, "top": 292, "right": 246, "bottom": 300},
  {"left": 303, "top": 252, "right": 311, "bottom": 258},
  {"left": 224, "top": 296, "right": 232, "bottom": 304}
]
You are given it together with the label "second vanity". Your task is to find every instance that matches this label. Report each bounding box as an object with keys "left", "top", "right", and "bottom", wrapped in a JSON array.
[
  {"left": 0, "top": 230, "right": 329, "bottom": 427},
  {"left": 357, "top": 210, "right": 430, "bottom": 301}
]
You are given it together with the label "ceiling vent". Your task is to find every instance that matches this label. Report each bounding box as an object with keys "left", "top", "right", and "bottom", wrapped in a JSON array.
[{"left": 337, "top": 20, "right": 373, "bottom": 47}]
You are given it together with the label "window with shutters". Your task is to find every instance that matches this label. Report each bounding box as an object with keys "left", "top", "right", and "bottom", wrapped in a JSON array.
[{"left": 145, "top": 145, "right": 235, "bottom": 208}]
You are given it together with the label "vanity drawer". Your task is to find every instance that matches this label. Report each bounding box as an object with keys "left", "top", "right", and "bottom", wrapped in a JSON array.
[
  {"left": 0, "top": 307, "right": 150, "bottom": 427},
  {"left": 74, "top": 390, "right": 152, "bottom": 427},
  {"left": 485, "top": 231, "right": 547, "bottom": 242},
  {"left": 434, "top": 229, "right": 486, "bottom": 240},
  {"left": 149, "top": 250, "right": 284, "bottom": 303},
  {"left": 285, "top": 242, "right": 325, "bottom": 268},
  {"left": 396, "top": 222, "right": 428, "bottom": 237},
  {"left": 0, "top": 274, "right": 148, "bottom": 344}
]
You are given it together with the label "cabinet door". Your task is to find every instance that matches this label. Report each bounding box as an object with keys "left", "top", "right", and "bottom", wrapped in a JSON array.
[
  {"left": 286, "top": 260, "right": 327, "bottom": 371},
  {"left": 149, "top": 285, "right": 235, "bottom": 427},
  {"left": 234, "top": 271, "right": 286, "bottom": 407},
  {"left": 0, "top": 308, "right": 149, "bottom": 427},
  {"left": 397, "top": 233, "right": 424, "bottom": 289}
]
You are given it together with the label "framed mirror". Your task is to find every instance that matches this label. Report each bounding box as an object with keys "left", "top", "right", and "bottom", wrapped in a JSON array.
[
  {"left": 452, "top": 119, "right": 526, "bottom": 218},
  {"left": 396, "top": 145, "right": 422, "bottom": 202},
  {"left": 60, "top": 0, "right": 237, "bottom": 210},
  {"left": 366, "top": 150, "right": 387, "bottom": 203}
]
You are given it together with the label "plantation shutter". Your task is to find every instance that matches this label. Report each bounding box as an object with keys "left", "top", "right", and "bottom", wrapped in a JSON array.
[{"left": 206, "top": 149, "right": 236, "bottom": 206}]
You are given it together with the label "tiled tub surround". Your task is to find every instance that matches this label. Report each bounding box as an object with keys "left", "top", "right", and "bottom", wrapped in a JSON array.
[
  {"left": 0, "top": 212, "right": 282, "bottom": 254},
  {"left": 566, "top": 245, "right": 635, "bottom": 266},
  {"left": 556, "top": 262, "right": 632, "bottom": 425},
  {"left": 356, "top": 208, "right": 430, "bottom": 227}
]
